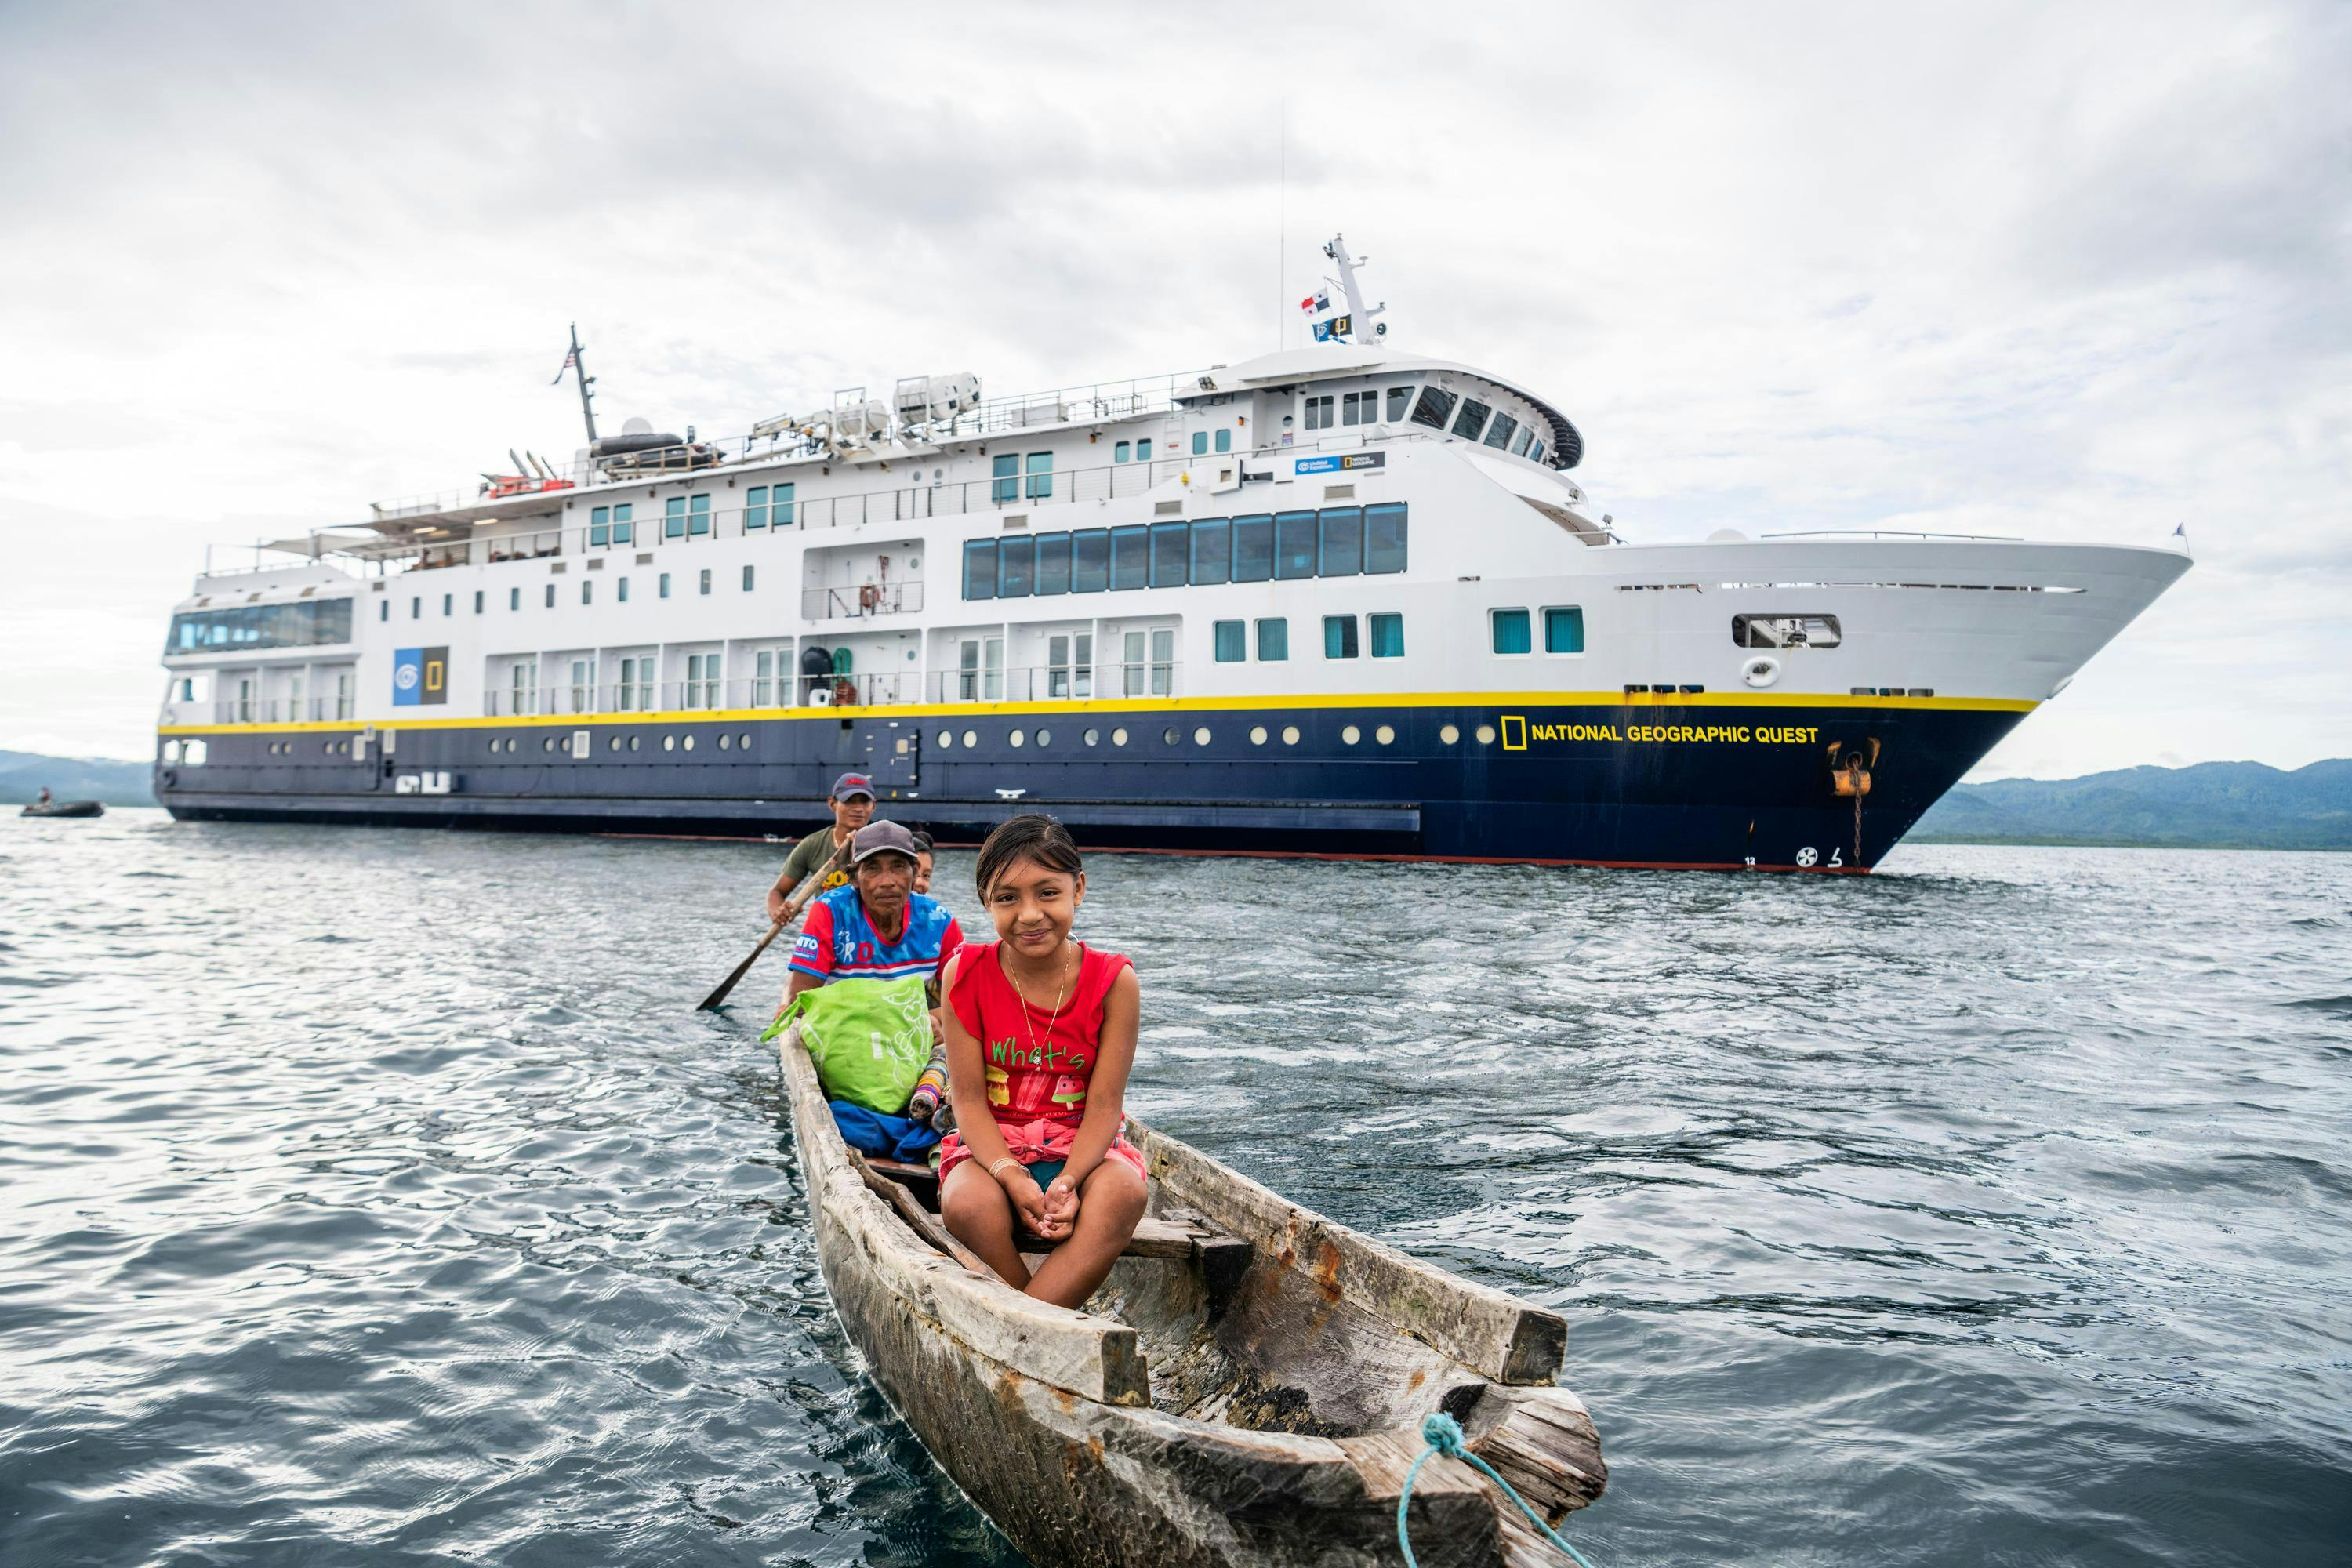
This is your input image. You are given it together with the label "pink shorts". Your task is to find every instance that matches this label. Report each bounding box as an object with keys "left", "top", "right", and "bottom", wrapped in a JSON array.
[{"left": 938, "top": 1116, "right": 1148, "bottom": 1185}]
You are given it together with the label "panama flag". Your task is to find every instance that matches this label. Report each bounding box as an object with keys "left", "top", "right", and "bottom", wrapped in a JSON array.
[{"left": 1298, "top": 289, "right": 1330, "bottom": 314}]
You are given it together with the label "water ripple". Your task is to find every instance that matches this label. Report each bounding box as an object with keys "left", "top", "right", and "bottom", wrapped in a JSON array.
[{"left": 1, "top": 815, "right": 2348, "bottom": 1565}]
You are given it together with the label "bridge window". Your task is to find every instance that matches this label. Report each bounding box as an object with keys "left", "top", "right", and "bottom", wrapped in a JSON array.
[
  {"left": 1451, "top": 398, "right": 1491, "bottom": 441},
  {"left": 1510, "top": 426, "right": 1533, "bottom": 458},
  {"left": 1490, "top": 608, "right": 1532, "bottom": 655},
  {"left": 1410, "top": 387, "right": 1457, "bottom": 430},
  {"left": 1483, "top": 413, "right": 1518, "bottom": 450},
  {"left": 1387, "top": 385, "right": 1414, "bottom": 421},
  {"left": 169, "top": 598, "right": 354, "bottom": 652},
  {"left": 1343, "top": 390, "right": 1378, "bottom": 426},
  {"left": 1529, "top": 441, "right": 1546, "bottom": 465},
  {"left": 1304, "top": 394, "right": 1334, "bottom": 431}
]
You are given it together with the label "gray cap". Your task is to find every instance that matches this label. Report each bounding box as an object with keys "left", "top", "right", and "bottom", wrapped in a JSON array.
[{"left": 849, "top": 820, "right": 920, "bottom": 866}]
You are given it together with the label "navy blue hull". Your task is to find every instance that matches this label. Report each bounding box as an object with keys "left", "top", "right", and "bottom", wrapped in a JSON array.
[{"left": 156, "top": 699, "right": 2028, "bottom": 870}]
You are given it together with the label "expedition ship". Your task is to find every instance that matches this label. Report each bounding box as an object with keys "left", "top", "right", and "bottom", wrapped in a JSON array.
[{"left": 153, "top": 239, "right": 2190, "bottom": 870}]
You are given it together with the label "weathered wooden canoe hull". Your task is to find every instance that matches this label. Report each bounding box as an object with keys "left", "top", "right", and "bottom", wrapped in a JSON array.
[{"left": 779, "top": 1030, "right": 1604, "bottom": 1566}]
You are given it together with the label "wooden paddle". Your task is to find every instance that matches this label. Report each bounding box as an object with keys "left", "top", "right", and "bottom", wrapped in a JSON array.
[{"left": 697, "top": 840, "right": 850, "bottom": 1011}]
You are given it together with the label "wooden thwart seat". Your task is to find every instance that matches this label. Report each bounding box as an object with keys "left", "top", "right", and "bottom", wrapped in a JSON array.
[{"left": 858, "top": 1153, "right": 1251, "bottom": 1302}]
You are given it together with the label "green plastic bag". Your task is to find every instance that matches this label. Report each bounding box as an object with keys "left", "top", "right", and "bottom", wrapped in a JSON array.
[{"left": 762, "top": 976, "right": 931, "bottom": 1114}]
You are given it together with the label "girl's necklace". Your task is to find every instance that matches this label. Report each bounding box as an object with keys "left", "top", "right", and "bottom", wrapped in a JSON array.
[{"left": 1006, "top": 941, "right": 1076, "bottom": 1062}]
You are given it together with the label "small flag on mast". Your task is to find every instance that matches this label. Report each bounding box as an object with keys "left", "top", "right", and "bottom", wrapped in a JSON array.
[
  {"left": 550, "top": 347, "right": 578, "bottom": 386},
  {"left": 1298, "top": 289, "right": 1330, "bottom": 315}
]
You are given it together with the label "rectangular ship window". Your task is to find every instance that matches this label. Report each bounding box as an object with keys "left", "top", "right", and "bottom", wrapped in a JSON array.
[
  {"left": 1491, "top": 608, "right": 1532, "bottom": 655},
  {"left": 1387, "top": 384, "right": 1414, "bottom": 421},
  {"left": 1544, "top": 607, "right": 1585, "bottom": 654},
  {"left": 1232, "top": 514, "right": 1273, "bottom": 583},
  {"left": 1410, "top": 387, "right": 1457, "bottom": 430},
  {"left": 1274, "top": 511, "right": 1317, "bottom": 579},
  {"left": 1033, "top": 531, "right": 1071, "bottom": 596},
  {"left": 1732, "top": 613, "right": 1842, "bottom": 648},
  {"left": 1150, "top": 520, "right": 1189, "bottom": 588},
  {"left": 998, "top": 535, "right": 1035, "bottom": 598},
  {"left": 1214, "top": 620, "right": 1244, "bottom": 662},
  {"left": 1109, "top": 525, "right": 1149, "bottom": 590},
  {"left": 1451, "top": 399, "right": 1491, "bottom": 441},
  {"left": 1364, "top": 503, "right": 1408, "bottom": 574},
  {"left": 1071, "top": 528, "right": 1109, "bottom": 593},
  {"left": 1370, "top": 612, "right": 1404, "bottom": 658},
  {"left": 1255, "top": 617, "right": 1288, "bottom": 661},
  {"left": 1323, "top": 615, "right": 1359, "bottom": 659},
  {"left": 1318, "top": 506, "right": 1363, "bottom": 576},
  {"left": 963, "top": 539, "right": 998, "bottom": 600},
  {"left": 1191, "top": 518, "right": 1230, "bottom": 585}
]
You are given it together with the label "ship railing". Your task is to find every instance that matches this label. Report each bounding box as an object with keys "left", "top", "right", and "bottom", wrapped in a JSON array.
[
  {"left": 323, "top": 430, "right": 1434, "bottom": 575},
  {"left": 920, "top": 662, "right": 1184, "bottom": 706},
  {"left": 466, "top": 665, "right": 1185, "bottom": 718},
  {"left": 201, "top": 697, "right": 358, "bottom": 724},
  {"left": 802, "top": 580, "right": 924, "bottom": 620},
  {"left": 1758, "top": 528, "right": 2028, "bottom": 543}
]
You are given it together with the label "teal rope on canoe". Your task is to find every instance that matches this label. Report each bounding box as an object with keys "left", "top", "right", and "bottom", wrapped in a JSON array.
[{"left": 1397, "top": 1411, "right": 1596, "bottom": 1568}]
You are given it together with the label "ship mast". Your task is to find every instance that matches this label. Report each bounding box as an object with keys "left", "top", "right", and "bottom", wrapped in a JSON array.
[{"left": 561, "top": 323, "right": 598, "bottom": 445}]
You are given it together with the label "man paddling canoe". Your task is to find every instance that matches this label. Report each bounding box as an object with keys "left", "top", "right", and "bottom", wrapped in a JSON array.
[{"left": 765, "top": 772, "right": 874, "bottom": 922}]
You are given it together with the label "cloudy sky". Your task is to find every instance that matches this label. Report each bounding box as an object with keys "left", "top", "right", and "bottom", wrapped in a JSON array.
[{"left": 2, "top": 1, "right": 2345, "bottom": 777}]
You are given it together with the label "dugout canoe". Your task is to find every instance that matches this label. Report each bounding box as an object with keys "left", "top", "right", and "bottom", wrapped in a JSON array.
[{"left": 777, "top": 1028, "right": 1606, "bottom": 1566}]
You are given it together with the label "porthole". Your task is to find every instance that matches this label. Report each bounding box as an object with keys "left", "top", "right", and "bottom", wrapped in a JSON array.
[
  {"left": 1375, "top": 724, "right": 1396, "bottom": 746},
  {"left": 1083, "top": 728, "right": 1101, "bottom": 746},
  {"left": 1035, "top": 728, "right": 1051, "bottom": 747},
  {"left": 683, "top": 735, "right": 695, "bottom": 751},
  {"left": 1439, "top": 724, "right": 1461, "bottom": 745},
  {"left": 543, "top": 736, "right": 557, "bottom": 752},
  {"left": 739, "top": 733, "right": 752, "bottom": 749},
  {"left": 1193, "top": 727, "right": 1212, "bottom": 746},
  {"left": 1341, "top": 725, "right": 1362, "bottom": 746},
  {"left": 718, "top": 734, "right": 731, "bottom": 750},
  {"left": 1282, "top": 725, "right": 1300, "bottom": 746},
  {"left": 1010, "top": 729, "right": 1026, "bottom": 748},
  {"left": 1475, "top": 724, "right": 1497, "bottom": 745},
  {"left": 1112, "top": 727, "right": 1129, "bottom": 746},
  {"left": 663, "top": 735, "right": 676, "bottom": 751},
  {"left": 1250, "top": 725, "right": 1268, "bottom": 746},
  {"left": 489, "top": 739, "right": 502, "bottom": 755},
  {"left": 962, "top": 728, "right": 978, "bottom": 748},
  {"left": 628, "top": 735, "right": 641, "bottom": 751},
  {"left": 609, "top": 735, "right": 622, "bottom": 751},
  {"left": 937, "top": 730, "right": 954, "bottom": 749},
  {"left": 1163, "top": 727, "right": 1180, "bottom": 746}
]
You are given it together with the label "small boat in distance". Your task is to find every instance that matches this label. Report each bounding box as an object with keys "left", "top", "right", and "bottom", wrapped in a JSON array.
[
  {"left": 21, "top": 800, "right": 103, "bottom": 818},
  {"left": 777, "top": 1028, "right": 1606, "bottom": 1566}
]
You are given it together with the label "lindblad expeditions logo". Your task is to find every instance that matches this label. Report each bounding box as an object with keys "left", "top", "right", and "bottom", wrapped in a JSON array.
[{"left": 393, "top": 648, "right": 448, "bottom": 708}]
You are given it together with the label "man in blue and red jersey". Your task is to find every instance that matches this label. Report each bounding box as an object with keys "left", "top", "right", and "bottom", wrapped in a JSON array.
[{"left": 782, "top": 820, "right": 964, "bottom": 1011}]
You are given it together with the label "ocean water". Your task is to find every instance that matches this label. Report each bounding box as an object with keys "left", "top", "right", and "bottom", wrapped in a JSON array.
[{"left": 2, "top": 811, "right": 2348, "bottom": 1567}]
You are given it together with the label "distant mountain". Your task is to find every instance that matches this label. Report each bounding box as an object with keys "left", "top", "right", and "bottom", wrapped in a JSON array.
[
  {"left": 0, "top": 750, "right": 158, "bottom": 808},
  {"left": 1911, "top": 759, "right": 2352, "bottom": 851}
]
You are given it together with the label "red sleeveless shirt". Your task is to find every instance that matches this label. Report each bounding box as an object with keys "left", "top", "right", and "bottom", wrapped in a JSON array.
[{"left": 946, "top": 941, "right": 1131, "bottom": 1127}]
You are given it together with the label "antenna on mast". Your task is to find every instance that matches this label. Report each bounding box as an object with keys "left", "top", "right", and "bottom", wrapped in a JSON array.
[
  {"left": 1320, "top": 235, "right": 1388, "bottom": 343},
  {"left": 555, "top": 323, "right": 598, "bottom": 445}
]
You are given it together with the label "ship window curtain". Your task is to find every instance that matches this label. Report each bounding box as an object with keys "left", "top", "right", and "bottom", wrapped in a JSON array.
[{"left": 1370, "top": 612, "right": 1405, "bottom": 659}]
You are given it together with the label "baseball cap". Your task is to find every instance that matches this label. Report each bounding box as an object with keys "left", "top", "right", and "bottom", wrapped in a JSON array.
[
  {"left": 829, "top": 771, "right": 876, "bottom": 800},
  {"left": 849, "top": 820, "right": 920, "bottom": 866}
]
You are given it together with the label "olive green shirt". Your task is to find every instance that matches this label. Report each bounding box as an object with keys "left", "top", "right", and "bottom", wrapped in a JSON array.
[{"left": 780, "top": 826, "right": 851, "bottom": 898}]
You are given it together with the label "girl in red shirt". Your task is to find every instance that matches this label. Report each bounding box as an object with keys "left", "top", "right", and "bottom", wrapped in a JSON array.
[{"left": 937, "top": 815, "right": 1147, "bottom": 1308}]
